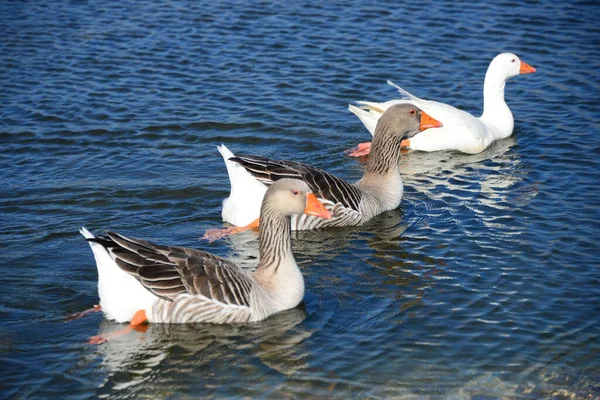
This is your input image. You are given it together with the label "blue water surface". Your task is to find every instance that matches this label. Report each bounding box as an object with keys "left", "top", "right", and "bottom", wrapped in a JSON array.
[{"left": 1, "top": 1, "right": 599, "bottom": 398}]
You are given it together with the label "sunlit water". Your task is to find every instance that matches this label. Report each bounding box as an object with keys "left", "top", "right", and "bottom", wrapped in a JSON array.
[{"left": 1, "top": 1, "right": 599, "bottom": 398}]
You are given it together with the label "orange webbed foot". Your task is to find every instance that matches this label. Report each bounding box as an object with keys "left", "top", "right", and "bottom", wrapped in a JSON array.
[
  {"left": 65, "top": 304, "right": 102, "bottom": 322},
  {"left": 88, "top": 334, "right": 109, "bottom": 345},
  {"left": 203, "top": 226, "right": 243, "bottom": 242},
  {"left": 202, "top": 218, "right": 260, "bottom": 242},
  {"left": 88, "top": 310, "right": 148, "bottom": 345},
  {"left": 346, "top": 142, "right": 372, "bottom": 158}
]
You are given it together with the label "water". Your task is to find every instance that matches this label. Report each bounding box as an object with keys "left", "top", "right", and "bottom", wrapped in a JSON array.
[{"left": 1, "top": 0, "right": 599, "bottom": 398}]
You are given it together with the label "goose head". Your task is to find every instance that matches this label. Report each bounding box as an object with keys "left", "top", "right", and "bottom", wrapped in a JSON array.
[
  {"left": 264, "top": 179, "right": 332, "bottom": 219},
  {"left": 375, "top": 103, "right": 443, "bottom": 143},
  {"left": 487, "top": 53, "right": 536, "bottom": 82},
  {"left": 365, "top": 104, "right": 442, "bottom": 174}
]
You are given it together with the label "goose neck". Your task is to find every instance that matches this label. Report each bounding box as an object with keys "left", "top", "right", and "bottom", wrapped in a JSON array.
[
  {"left": 482, "top": 70, "right": 507, "bottom": 116},
  {"left": 365, "top": 127, "right": 402, "bottom": 176},
  {"left": 480, "top": 70, "right": 515, "bottom": 138},
  {"left": 256, "top": 207, "right": 293, "bottom": 276}
]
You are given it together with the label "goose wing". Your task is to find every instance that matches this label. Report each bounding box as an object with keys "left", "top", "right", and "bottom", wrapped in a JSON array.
[
  {"left": 230, "top": 154, "right": 363, "bottom": 211},
  {"left": 92, "top": 232, "right": 254, "bottom": 307}
]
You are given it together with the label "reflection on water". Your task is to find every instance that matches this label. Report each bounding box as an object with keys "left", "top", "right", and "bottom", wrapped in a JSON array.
[
  {"left": 399, "top": 136, "right": 518, "bottom": 176},
  {"left": 401, "top": 137, "right": 538, "bottom": 246},
  {"left": 94, "top": 305, "right": 310, "bottom": 395},
  {"left": 401, "top": 136, "right": 535, "bottom": 206}
]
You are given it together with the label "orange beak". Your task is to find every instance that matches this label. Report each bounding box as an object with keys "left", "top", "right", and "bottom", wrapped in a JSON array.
[
  {"left": 304, "top": 192, "right": 332, "bottom": 219},
  {"left": 420, "top": 111, "right": 443, "bottom": 130},
  {"left": 519, "top": 60, "right": 536, "bottom": 74}
]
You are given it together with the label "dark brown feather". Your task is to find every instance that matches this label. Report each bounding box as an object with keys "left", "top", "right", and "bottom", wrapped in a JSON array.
[
  {"left": 94, "top": 231, "right": 253, "bottom": 307},
  {"left": 229, "top": 155, "right": 363, "bottom": 210}
]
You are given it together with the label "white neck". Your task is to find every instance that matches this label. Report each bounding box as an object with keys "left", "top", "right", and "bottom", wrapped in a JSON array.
[{"left": 479, "top": 69, "right": 514, "bottom": 140}]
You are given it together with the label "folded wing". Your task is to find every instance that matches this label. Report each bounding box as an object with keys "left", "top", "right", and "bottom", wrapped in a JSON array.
[
  {"left": 93, "top": 232, "right": 253, "bottom": 308},
  {"left": 230, "top": 154, "right": 363, "bottom": 212}
]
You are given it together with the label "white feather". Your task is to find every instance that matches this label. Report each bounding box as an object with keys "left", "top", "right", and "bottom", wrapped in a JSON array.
[
  {"left": 218, "top": 144, "right": 268, "bottom": 226},
  {"left": 80, "top": 227, "right": 156, "bottom": 323}
]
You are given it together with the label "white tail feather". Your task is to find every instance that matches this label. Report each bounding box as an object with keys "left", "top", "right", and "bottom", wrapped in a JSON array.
[
  {"left": 80, "top": 226, "right": 94, "bottom": 239},
  {"left": 348, "top": 103, "right": 385, "bottom": 136},
  {"left": 218, "top": 145, "right": 267, "bottom": 227},
  {"left": 80, "top": 227, "right": 156, "bottom": 323},
  {"left": 387, "top": 80, "right": 419, "bottom": 101}
]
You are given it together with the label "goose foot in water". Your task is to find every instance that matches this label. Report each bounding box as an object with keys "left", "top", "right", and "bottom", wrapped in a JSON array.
[
  {"left": 346, "top": 142, "right": 372, "bottom": 157},
  {"left": 202, "top": 218, "right": 260, "bottom": 242},
  {"left": 88, "top": 310, "right": 148, "bottom": 345},
  {"left": 347, "top": 139, "right": 410, "bottom": 157},
  {"left": 64, "top": 304, "right": 102, "bottom": 321}
]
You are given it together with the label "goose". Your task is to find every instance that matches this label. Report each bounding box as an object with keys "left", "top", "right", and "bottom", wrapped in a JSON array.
[
  {"left": 80, "top": 178, "right": 332, "bottom": 343},
  {"left": 204, "top": 104, "right": 441, "bottom": 240},
  {"left": 347, "top": 53, "right": 536, "bottom": 156}
]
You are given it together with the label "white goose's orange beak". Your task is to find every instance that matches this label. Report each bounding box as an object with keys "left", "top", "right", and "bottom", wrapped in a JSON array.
[
  {"left": 420, "top": 111, "right": 443, "bottom": 130},
  {"left": 304, "top": 193, "right": 332, "bottom": 219},
  {"left": 519, "top": 60, "right": 536, "bottom": 74}
]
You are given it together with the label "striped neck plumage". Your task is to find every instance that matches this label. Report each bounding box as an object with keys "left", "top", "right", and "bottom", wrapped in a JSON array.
[
  {"left": 257, "top": 204, "right": 293, "bottom": 274},
  {"left": 364, "top": 124, "right": 403, "bottom": 175}
]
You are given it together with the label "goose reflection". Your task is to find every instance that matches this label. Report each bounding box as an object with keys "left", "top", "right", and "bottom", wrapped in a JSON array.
[
  {"left": 93, "top": 304, "right": 310, "bottom": 394},
  {"left": 398, "top": 136, "right": 519, "bottom": 177},
  {"left": 399, "top": 136, "right": 537, "bottom": 208}
]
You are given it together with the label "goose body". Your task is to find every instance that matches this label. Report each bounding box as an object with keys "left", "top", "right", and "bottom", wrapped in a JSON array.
[
  {"left": 81, "top": 179, "right": 331, "bottom": 324},
  {"left": 215, "top": 104, "right": 441, "bottom": 232},
  {"left": 348, "top": 53, "right": 536, "bottom": 155}
]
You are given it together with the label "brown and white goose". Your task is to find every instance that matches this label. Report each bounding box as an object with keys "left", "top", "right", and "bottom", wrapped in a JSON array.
[
  {"left": 205, "top": 104, "right": 441, "bottom": 240},
  {"left": 80, "top": 179, "right": 331, "bottom": 342}
]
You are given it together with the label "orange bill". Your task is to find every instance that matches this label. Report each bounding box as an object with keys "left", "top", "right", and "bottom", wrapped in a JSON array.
[
  {"left": 305, "top": 192, "right": 332, "bottom": 219},
  {"left": 420, "top": 111, "right": 443, "bottom": 130},
  {"left": 519, "top": 60, "right": 536, "bottom": 74}
]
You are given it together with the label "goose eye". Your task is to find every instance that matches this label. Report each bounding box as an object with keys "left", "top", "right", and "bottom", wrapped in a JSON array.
[
  {"left": 409, "top": 109, "right": 416, "bottom": 115},
  {"left": 292, "top": 190, "right": 299, "bottom": 195},
  {"left": 511, "top": 59, "right": 516, "bottom": 63}
]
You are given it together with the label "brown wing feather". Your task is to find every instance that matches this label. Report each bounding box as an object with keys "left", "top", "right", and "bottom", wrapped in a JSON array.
[
  {"left": 91, "top": 232, "right": 253, "bottom": 307},
  {"left": 230, "top": 154, "right": 363, "bottom": 211}
]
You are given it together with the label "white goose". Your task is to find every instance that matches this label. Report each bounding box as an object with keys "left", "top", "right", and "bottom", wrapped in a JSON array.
[
  {"left": 205, "top": 104, "right": 441, "bottom": 240},
  {"left": 80, "top": 179, "right": 331, "bottom": 343},
  {"left": 347, "top": 53, "right": 536, "bottom": 156}
]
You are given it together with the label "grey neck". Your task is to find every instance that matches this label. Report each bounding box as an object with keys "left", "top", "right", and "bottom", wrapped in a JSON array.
[
  {"left": 257, "top": 206, "right": 293, "bottom": 274},
  {"left": 364, "top": 124, "right": 403, "bottom": 176}
]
